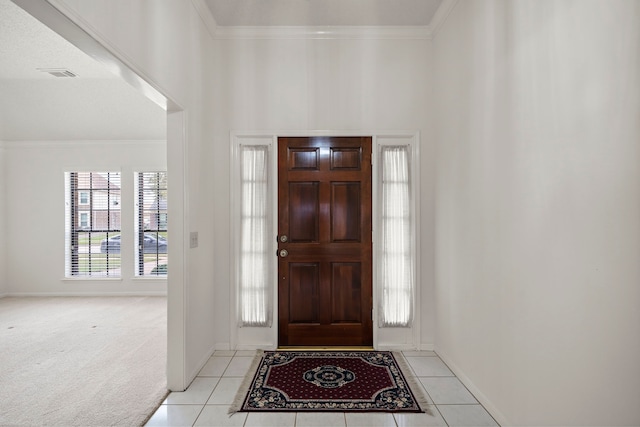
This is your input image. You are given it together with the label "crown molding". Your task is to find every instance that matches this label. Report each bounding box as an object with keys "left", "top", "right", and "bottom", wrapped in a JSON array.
[
  {"left": 191, "top": 0, "right": 218, "bottom": 40},
  {"left": 428, "top": 0, "right": 459, "bottom": 37},
  {"left": 214, "top": 25, "right": 432, "bottom": 40},
  {"left": 192, "top": 0, "right": 462, "bottom": 40}
]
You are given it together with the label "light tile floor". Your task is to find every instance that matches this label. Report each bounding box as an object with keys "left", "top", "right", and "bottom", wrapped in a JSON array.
[{"left": 145, "top": 350, "right": 499, "bottom": 427}]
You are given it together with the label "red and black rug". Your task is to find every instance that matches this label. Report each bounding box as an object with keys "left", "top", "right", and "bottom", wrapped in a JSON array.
[{"left": 230, "top": 351, "right": 428, "bottom": 413}]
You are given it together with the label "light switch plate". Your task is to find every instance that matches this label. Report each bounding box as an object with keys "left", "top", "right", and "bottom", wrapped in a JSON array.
[{"left": 189, "top": 231, "right": 198, "bottom": 248}]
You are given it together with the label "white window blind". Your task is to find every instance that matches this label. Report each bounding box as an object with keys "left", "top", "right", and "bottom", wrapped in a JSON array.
[
  {"left": 379, "top": 146, "right": 413, "bottom": 327},
  {"left": 65, "top": 172, "right": 121, "bottom": 277},
  {"left": 239, "top": 145, "right": 272, "bottom": 327},
  {"left": 136, "top": 172, "right": 168, "bottom": 276}
]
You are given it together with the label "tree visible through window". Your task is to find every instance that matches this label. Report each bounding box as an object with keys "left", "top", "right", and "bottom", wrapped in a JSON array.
[
  {"left": 65, "top": 172, "right": 121, "bottom": 277},
  {"left": 136, "top": 172, "right": 168, "bottom": 276}
]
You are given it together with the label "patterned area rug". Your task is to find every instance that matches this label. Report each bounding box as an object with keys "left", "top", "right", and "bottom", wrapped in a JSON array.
[{"left": 230, "top": 351, "right": 429, "bottom": 413}]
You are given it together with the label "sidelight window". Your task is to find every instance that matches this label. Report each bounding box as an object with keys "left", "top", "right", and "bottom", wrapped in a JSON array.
[
  {"left": 379, "top": 146, "right": 414, "bottom": 327},
  {"left": 238, "top": 145, "right": 272, "bottom": 327}
]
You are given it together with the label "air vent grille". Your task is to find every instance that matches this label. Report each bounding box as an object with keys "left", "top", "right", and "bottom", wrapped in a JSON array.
[{"left": 37, "top": 68, "right": 77, "bottom": 78}]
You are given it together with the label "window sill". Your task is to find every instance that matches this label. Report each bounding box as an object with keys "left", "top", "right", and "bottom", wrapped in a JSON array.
[{"left": 61, "top": 277, "right": 123, "bottom": 282}]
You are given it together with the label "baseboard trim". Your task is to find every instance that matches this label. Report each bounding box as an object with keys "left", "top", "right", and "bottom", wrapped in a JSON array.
[
  {"left": 376, "top": 343, "right": 419, "bottom": 351},
  {"left": 419, "top": 342, "right": 435, "bottom": 351},
  {"left": 6, "top": 292, "right": 167, "bottom": 297},
  {"left": 435, "top": 348, "right": 509, "bottom": 427},
  {"left": 234, "top": 344, "right": 277, "bottom": 351}
]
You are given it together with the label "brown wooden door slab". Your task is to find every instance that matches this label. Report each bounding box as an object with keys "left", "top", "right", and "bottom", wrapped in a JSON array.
[{"left": 278, "top": 136, "right": 372, "bottom": 346}]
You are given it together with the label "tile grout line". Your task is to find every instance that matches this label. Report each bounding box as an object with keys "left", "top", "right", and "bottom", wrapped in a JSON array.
[
  {"left": 192, "top": 354, "right": 234, "bottom": 426},
  {"left": 391, "top": 375, "right": 451, "bottom": 427},
  {"left": 424, "top": 354, "right": 500, "bottom": 426},
  {"left": 433, "top": 404, "right": 451, "bottom": 427},
  {"left": 190, "top": 403, "right": 206, "bottom": 427}
]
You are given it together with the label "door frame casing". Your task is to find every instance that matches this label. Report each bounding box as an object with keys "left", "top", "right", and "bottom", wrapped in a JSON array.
[{"left": 230, "top": 130, "right": 421, "bottom": 351}]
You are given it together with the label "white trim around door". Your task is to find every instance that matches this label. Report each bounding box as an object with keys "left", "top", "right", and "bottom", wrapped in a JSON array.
[{"left": 230, "top": 131, "right": 421, "bottom": 351}]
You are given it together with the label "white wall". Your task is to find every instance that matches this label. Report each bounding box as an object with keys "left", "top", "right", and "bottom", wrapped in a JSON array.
[
  {"left": 0, "top": 142, "right": 6, "bottom": 296},
  {"left": 3, "top": 140, "right": 166, "bottom": 295},
  {"left": 213, "top": 35, "right": 435, "bottom": 350},
  {"left": 434, "top": 1, "right": 640, "bottom": 426}
]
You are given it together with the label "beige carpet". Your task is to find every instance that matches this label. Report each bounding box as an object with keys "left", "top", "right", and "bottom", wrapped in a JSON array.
[{"left": 0, "top": 296, "right": 168, "bottom": 426}]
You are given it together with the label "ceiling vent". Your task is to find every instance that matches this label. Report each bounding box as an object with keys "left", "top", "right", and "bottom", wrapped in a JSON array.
[{"left": 37, "top": 68, "right": 77, "bottom": 78}]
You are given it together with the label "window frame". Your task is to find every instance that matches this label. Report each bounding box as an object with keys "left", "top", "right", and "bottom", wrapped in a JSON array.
[
  {"left": 374, "top": 136, "right": 419, "bottom": 330},
  {"left": 79, "top": 191, "right": 90, "bottom": 205},
  {"left": 79, "top": 211, "right": 90, "bottom": 228},
  {"left": 230, "top": 135, "right": 276, "bottom": 333},
  {"left": 65, "top": 171, "right": 122, "bottom": 278},
  {"left": 135, "top": 171, "right": 168, "bottom": 277}
]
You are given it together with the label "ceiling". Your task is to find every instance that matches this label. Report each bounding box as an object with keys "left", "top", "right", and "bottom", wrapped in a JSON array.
[
  {"left": 0, "top": 0, "right": 165, "bottom": 141},
  {"left": 204, "top": 0, "right": 443, "bottom": 27},
  {"left": 0, "top": 0, "right": 445, "bottom": 142}
]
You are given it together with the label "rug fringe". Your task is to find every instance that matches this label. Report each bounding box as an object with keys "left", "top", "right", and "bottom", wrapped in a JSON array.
[
  {"left": 392, "top": 351, "right": 433, "bottom": 415},
  {"left": 228, "top": 350, "right": 264, "bottom": 415}
]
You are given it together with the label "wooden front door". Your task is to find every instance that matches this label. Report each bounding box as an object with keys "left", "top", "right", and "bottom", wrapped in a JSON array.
[{"left": 277, "top": 136, "right": 372, "bottom": 347}]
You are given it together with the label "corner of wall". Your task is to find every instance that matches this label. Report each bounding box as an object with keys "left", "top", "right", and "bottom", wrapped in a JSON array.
[
  {"left": 435, "top": 348, "right": 509, "bottom": 427},
  {"left": 428, "top": 0, "right": 460, "bottom": 39}
]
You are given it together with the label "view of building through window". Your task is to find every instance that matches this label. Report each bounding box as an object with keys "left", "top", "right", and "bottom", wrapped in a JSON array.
[
  {"left": 65, "top": 171, "right": 168, "bottom": 278},
  {"left": 66, "top": 172, "right": 122, "bottom": 277},
  {"left": 136, "top": 172, "right": 168, "bottom": 276}
]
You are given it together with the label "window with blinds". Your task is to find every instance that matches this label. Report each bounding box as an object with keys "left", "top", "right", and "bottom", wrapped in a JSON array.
[
  {"left": 65, "top": 172, "right": 121, "bottom": 277},
  {"left": 135, "top": 172, "right": 168, "bottom": 276}
]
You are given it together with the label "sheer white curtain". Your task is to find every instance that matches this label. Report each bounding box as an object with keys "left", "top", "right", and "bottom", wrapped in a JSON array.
[
  {"left": 239, "top": 145, "right": 272, "bottom": 326},
  {"left": 379, "top": 146, "right": 413, "bottom": 327}
]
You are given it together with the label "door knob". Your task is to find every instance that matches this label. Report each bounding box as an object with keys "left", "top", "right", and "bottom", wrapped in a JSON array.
[{"left": 279, "top": 249, "right": 289, "bottom": 258}]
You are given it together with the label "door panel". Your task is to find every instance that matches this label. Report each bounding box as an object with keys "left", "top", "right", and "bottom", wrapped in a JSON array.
[
  {"left": 288, "top": 182, "right": 319, "bottom": 242},
  {"left": 288, "top": 263, "right": 320, "bottom": 323},
  {"left": 289, "top": 147, "right": 320, "bottom": 170},
  {"left": 331, "top": 182, "right": 361, "bottom": 242},
  {"left": 278, "top": 136, "right": 372, "bottom": 347},
  {"left": 330, "top": 147, "right": 362, "bottom": 170},
  {"left": 331, "top": 262, "right": 362, "bottom": 323}
]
